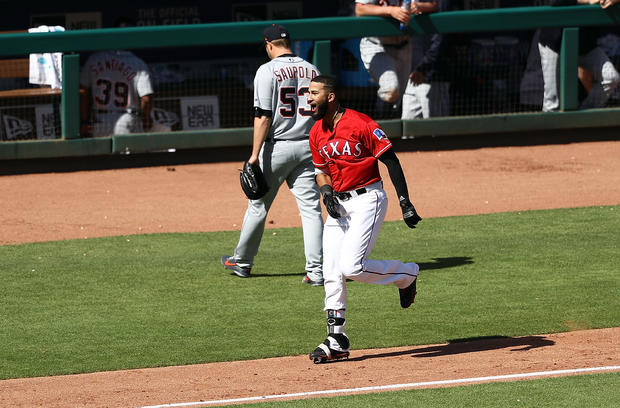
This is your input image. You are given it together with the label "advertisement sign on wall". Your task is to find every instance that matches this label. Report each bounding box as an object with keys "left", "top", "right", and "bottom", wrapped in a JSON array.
[
  {"left": 0, "top": 104, "right": 59, "bottom": 140},
  {"left": 152, "top": 95, "right": 220, "bottom": 132}
]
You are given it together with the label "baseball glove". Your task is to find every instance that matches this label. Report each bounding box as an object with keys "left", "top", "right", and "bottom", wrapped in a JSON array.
[
  {"left": 240, "top": 160, "right": 269, "bottom": 200},
  {"left": 319, "top": 184, "right": 341, "bottom": 219}
]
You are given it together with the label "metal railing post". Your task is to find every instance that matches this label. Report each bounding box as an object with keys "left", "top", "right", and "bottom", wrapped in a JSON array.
[
  {"left": 313, "top": 40, "right": 331, "bottom": 75},
  {"left": 560, "top": 27, "right": 579, "bottom": 111},
  {"left": 61, "top": 53, "right": 80, "bottom": 139}
]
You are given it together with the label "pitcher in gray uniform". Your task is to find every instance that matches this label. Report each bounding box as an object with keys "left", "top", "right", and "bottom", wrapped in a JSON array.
[{"left": 221, "top": 24, "right": 324, "bottom": 286}]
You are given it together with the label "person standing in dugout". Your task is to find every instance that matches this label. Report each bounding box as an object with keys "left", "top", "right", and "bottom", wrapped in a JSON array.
[
  {"left": 221, "top": 24, "right": 325, "bottom": 286},
  {"left": 79, "top": 17, "right": 154, "bottom": 137},
  {"left": 306, "top": 75, "right": 422, "bottom": 363},
  {"left": 355, "top": 0, "right": 417, "bottom": 118}
]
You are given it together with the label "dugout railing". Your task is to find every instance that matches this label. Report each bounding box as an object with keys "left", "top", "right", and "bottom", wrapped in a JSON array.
[{"left": 0, "top": 5, "right": 619, "bottom": 160}]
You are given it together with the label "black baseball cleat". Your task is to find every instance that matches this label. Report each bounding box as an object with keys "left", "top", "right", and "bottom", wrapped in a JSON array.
[
  {"left": 399, "top": 277, "right": 417, "bottom": 308},
  {"left": 221, "top": 255, "right": 251, "bottom": 278},
  {"left": 309, "top": 335, "right": 350, "bottom": 364}
]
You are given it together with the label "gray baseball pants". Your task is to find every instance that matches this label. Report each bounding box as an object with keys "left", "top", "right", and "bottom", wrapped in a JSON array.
[
  {"left": 539, "top": 43, "right": 620, "bottom": 111},
  {"left": 233, "top": 139, "right": 323, "bottom": 276}
]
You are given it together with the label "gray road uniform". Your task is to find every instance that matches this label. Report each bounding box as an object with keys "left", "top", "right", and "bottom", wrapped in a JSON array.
[
  {"left": 80, "top": 50, "right": 153, "bottom": 137},
  {"left": 232, "top": 55, "right": 324, "bottom": 279},
  {"left": 357, "top": 0, "right": 412, "bottom": 110}
]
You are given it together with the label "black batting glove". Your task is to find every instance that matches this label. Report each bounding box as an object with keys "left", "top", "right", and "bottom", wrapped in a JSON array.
[
  {"left": 319, "top": 185, "right": 341, "bottom": 219},
  {"left": 400, "top": 197, "right": 422, "bottom": 228}
]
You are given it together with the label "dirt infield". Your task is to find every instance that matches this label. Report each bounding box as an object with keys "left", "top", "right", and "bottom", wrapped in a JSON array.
[
  {"left": 1, "top": 328, "right": 617, "bottom": 408},
  {"left": 1, "top": 140, "right": 619, "bottom": 407},
  {"left": 2, "top": 140, "right": 620, "bottom": 245}
]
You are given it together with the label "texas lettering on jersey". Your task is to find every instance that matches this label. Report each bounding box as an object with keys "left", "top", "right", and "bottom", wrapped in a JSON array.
[
  {"left": 317, "top": 140, "right": 363, "bottom": 161},
  {"left": 273, "top": 65, "right": 318, "bottom": 82}
]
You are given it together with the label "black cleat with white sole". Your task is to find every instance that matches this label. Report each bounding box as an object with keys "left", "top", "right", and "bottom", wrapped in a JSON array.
[{"left": 309, "top": 334, "right": 350, "bottom": 364}]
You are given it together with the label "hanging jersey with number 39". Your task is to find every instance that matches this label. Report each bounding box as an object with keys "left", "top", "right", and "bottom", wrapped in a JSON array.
[
  {"left": 253, "top": 55, "right": 319, "bottom": 141},
  {"left": 80, "top": 50, "right": 153, "bottom": 113}
]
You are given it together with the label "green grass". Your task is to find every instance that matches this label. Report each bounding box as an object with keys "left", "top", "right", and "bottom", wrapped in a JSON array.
[
  {"left": 0, "top": 205, "right": 618, "bottom": 379},
  {"left": 233, "top": 372, "right": 620, "bottom": 407}
]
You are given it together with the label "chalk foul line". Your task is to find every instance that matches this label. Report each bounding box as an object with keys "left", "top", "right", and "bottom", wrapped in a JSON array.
[{"left": 139, "top": 365, "right": 620, "bottom": 408}]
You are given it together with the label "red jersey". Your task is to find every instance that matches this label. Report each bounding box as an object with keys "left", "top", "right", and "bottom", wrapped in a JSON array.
[{"left": 309, "top": 109, "right": 392, "bottom": 192}]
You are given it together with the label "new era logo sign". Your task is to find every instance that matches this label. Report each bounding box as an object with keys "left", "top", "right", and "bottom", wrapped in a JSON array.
[{"left": 3, "top": 114, "right": 33, "bottom": 139}]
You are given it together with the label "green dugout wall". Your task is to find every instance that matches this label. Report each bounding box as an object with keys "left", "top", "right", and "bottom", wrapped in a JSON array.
[{"left": 0, "top": 5, "right": 619, "bottom": 160}]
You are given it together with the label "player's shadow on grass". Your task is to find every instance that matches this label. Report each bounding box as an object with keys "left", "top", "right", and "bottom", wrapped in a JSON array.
[
  {"left": 249, "top": 256, "right": 474, "bottom": 278},
  {"left": 248, "top": 272, "right": 308, "bottom": 278},
  {"left": 416, "top": 256, "right": 473, "bottom": 271},
  {"left": 348, "top": 335, "right": 555, "bottom": 362}
]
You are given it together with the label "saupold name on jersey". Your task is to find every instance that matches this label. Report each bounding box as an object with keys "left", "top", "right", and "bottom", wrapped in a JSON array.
[{"left": 274, "top": 66, "right": 318, "bottom": 82}]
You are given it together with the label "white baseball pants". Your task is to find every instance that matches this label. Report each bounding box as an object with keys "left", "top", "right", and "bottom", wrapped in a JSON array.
[
  {"left": 92, "top": 111, "right": 143, "bottom": 137},
  {"left": 360, "top": 38, "right": 411, "bottom": 106},
  {"left": 322, "top": 181, "right": 419, "bottom": 311},
  {"left": 538, "top": 42, "right": 561, "bottom": 112},
  {"left": 579, "top": 47, "right": 620, "bottom": 109},
  {"left": 401, "top": 81, "right": 451, "bottom": 119}
]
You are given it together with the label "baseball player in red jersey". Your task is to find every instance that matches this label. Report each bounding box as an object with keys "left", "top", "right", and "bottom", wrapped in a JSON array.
[{"left": 306, "top": 75, "right": 422, "bottom": 363}]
